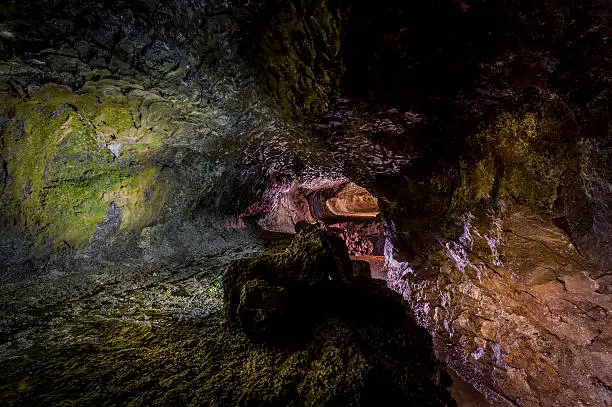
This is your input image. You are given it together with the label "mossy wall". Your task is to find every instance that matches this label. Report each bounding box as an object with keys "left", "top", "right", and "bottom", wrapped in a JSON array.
[
  {"left": 459, "top": 93, "right": 582, "bottom": 220},
  {"left": 247, "top": 0, "right": 345, "bottom": 119},
  {"left": 0, "top": 84, "right": 171, "bottom": 248},
  {"left": 377, "top": 91, "right": 584, "bottom": 237}
]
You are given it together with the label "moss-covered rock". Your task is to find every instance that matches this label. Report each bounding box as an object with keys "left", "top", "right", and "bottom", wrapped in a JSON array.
[
  {"left": 245, "top": 0, "right": 345, "bottom": 119},
  {"left": 0, "top": 84, "right": 172, "bottom": 248},
  {"left": 0, "top": 223, "right": 454, "bottom": 407},
  {"left": 222, "top": 223, "right": 456, "bottom": 405},
  {"left": 375, "top": 89, "right": 586, "bottom": 242}
]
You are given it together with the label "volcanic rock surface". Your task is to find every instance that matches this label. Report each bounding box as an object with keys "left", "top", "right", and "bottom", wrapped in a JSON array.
[
  {"left": 0, "top": 0, "right": 611, "bottom": 406},
  {"left": 223, "top": 223, "right": 455, "bottom": 405},
  {"left": 387, "top": 209, "right": 611, "bottom": 406},
  {"left": 325, "top": 182, "right": 380, "bottom": 219}
]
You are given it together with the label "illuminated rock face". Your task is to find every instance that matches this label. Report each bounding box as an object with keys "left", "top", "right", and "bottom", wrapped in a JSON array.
[
  {"left": 325, "top": 183, "right": 380, "bottom": 219},
  {"left": 0, "top": 0, "right": 255, "bottom": 267},
  {"left": 331, "top": 221, "right": 383, "bottom": 256},
  {"left": 237, "top": 171, "right": 328, "bottom": 234},
  {"left": 0, "top": 84, "right": 172, "bottom": 248},
  {"left": 386, "top": 209, "right": 611, "bottom": 407},
  {"left": 236, "top": 174, "right": 381, "bottom": 234}
]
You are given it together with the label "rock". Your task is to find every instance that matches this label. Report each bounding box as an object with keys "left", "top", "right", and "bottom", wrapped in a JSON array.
[
  {"left": 223, "top": 225, "right": 354, "bottom": 335},
  {"left": 351, "top": 259, "right": 371, "bottom": 278},
  {"left": 0, "top": 0, "right": 609, "bottom": 405},
  {"left": 223, "top": 225, "right": 456, "bottom": 405},
  {"left": 239, "top": 171, "right": 318, "bottom": 234},
  {"left": 245, "top": 0, "right": 344, "bottom": 118},
  {"left": 0, "top": 84, "right": 172, "bottom": 248},
  {"left": 236, "top": 279, "right": 289, "bottom": 340},
  {"left": 387, "top": 208, "right": 612, "bottom": 406},
  {"left": 144, "top": 40, "right": 181, "bottom": 75},
  {"left": 325, "top": 182, "right": 380, "bottom": 219}
]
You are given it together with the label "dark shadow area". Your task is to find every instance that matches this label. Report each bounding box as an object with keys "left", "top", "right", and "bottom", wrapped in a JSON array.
[{"left": 223, "top": 222, "right": 455, "bottom": 405}]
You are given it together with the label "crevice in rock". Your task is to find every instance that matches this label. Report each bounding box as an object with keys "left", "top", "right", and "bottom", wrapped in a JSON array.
[
  {"left": 561, "top": 298, "right": 599, "bottom": 322},
  {"left": 555, "top": 277, "right": 567, "bottom": 293},
  {"left": 1, "top": 160, "right": 8, "bottom": 193}
]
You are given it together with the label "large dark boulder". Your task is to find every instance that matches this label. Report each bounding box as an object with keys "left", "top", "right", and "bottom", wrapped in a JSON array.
[{"left": 223, "top": 222, "right": 456, "bottom": 406}]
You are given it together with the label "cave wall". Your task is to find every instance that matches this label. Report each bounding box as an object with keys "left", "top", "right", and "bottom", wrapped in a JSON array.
[
  {"left": 354, "top": 2, "right": 612, "bottom": 405},
  {"left": 0, "top": 0, "right": 610, "bottom": 405},
  {"left": 0, "top": 0, "right": 272, "bottom": 272},
  {"left": 244, "top": 0, "right": 612, "bottom": 405},
  {"left": 386, "top": 209, "right": 611, "bottom": 406}
]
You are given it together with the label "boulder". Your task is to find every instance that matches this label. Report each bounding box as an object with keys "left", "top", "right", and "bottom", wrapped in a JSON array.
[{"left": 223, "top": 224, "right": 456, "bottom": 405}]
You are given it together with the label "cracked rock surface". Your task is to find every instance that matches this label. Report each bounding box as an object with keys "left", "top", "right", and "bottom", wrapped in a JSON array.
[{"left": 388, "top": 208, "right": 611, "bottom": 406}]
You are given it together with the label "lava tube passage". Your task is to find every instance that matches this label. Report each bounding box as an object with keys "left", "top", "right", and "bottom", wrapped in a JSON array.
[{"left": 0, "top": 1, "right": 610, "bottom": 406}]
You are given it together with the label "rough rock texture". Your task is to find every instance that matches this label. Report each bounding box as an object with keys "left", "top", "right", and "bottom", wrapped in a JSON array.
[
  {"left": 235, "top": 173, "right": 375, "bottom": 234},
  {"left": 223, "top": 223, "right": 456, "bottom": 406},
  {"left": 0, "top": 0, "right": 268, "bottom": 272},
  {"left": 324, "top": 1, "right": 612, "bottom": 404},
  {"left": 328, "top": 221, "right": 384, "bottom": 257},
  {"left": 232, "top": 174, "right": 385, "bottom": 259},
  {"left": 325, "top": 182, "right": 380, "bottom": 219},
  {"left": 0, "top": 0, "right": 610, "bottom": 405},
  {"left": 0, "top": 83, "right": 172, "bottom": 248},
  {"left": 356, "top": 0, "right": 612, "bottom": 279},
  {"left": 244, "top": 0, "right": 345, "bottom": 119},
  {"left": 235, "top": 170, "right": 323, "bottom": 234},
  {"left": 387, "top": 208, "right": 611, "bottom": 406}
]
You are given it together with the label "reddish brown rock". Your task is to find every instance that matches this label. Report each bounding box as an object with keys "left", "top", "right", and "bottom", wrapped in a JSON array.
[
  {"left": 325, "top": 182, "right": 380, "bottom": 219},
  {"left": 387, "top": 208, "right": 612, "bottom": 407}
]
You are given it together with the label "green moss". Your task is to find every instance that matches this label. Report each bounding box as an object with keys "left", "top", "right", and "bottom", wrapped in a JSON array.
[
  {"left": 0, "top": 228, "right": 452, "bottom": 406},
  {"left": 2, "top": 99, "right": 121, "bottom": 246},
  {"left": 45, "top": 179, "right": 115, "bottom": 245},
  {"left": 250, "top": 0, "right": 344, "bottom": 119},
  {"left": 103, "top": 167, "right": 168, "bottom": 231},
  {"left": 0, "top": 84, "right": 172, "bottom": 247},
  {"left": 452, "top": 157, "right": 496, "bottom": 209},
  {"left": 0, "top": 317, "right": 370, "bottom": 406},
  {"left": 469, "top": 158, "right": 496, "bottom": 201},
  {"left": 447, "top": 97, "right": 580, "bottom": 217},
  {"left": 98, "top": 104, "right": 135, "bottom": 135},
  {"left": 482, "top": 111, "right": 568, "bottom": 211}
]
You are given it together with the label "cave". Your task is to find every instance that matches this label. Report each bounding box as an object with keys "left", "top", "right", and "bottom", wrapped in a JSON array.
[
  {"left": 232, "top": 176, "right": 386, "bottom": 277},
  {"left": 0, "top": 1, "right": 610, "bottom": 406}
]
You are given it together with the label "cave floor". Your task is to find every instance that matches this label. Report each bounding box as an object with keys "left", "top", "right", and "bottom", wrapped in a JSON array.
[{"left": 0, "top": 222, "right": 267, "bottom": 405}]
